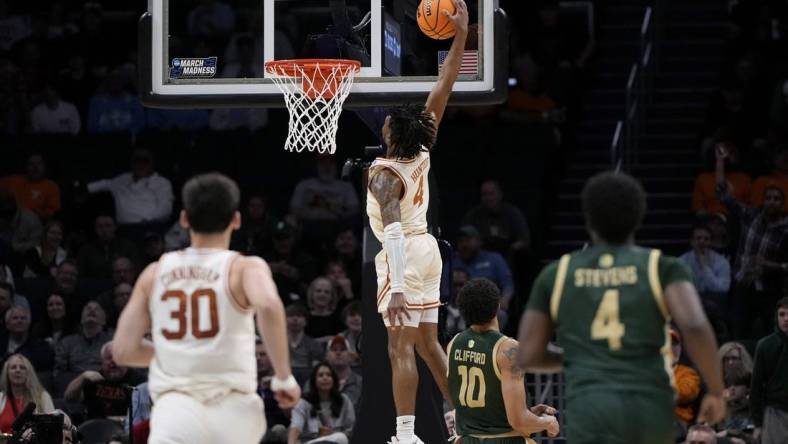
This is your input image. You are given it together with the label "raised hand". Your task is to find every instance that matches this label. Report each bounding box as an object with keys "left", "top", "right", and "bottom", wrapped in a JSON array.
[{"left": 444, "top": 0, "right": 469, "bottom": 35}]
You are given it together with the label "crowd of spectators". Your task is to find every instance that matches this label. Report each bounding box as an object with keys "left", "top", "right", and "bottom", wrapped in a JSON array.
[
  {"left": 678, "top": 2, "right": 788, "bottom": 443},
  {"left": 0, "top": 0, "right": 597, "bottom": 442}
]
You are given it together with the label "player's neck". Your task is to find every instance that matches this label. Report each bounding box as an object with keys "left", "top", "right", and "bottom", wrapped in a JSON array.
[
  {"left": 190, "top": 232, "right": 231, "bottom": 250},
  {"left": 593, "top": 236, "right": 635, "bottom": 247},
  {"left": 470, "top": 320, "right": 499, "bottom": 333}
]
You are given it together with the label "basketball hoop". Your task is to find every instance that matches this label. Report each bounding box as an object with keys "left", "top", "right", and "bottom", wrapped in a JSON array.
[{"left": 265, "top": 59, "right": 361, "bottom": 154}]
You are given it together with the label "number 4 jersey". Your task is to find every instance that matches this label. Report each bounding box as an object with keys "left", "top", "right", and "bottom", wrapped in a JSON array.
[
  {"left": 366, "top": 150, "right": 430, "bottom": 243},
  {"left": 148, "top": 248, "right": 257, "bottom": 403},
  {"left": 527, "top": 245, "right": 692, "bottom": 400}
]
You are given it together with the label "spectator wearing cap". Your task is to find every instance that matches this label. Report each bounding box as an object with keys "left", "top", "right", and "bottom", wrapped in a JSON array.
[
  {"left": 305, "top": 277, "right": 344, "bottom": 340},
  {"left": 86, "top": 147, "right": 174, "bottom": 227},
  {"left": 750, "top": 148, "right": 788, "bottom": 213},
  {"left": 266, "top": 221, "right": 317, "bottom": 304},
  {"left": 286, "top": 304, "right": 324, "bottom": 385},
  {"left": 256, "top": 338, "right": 289, "bottom": 443},
  {"left": 0, "top": 153, "right": 61, "bottom": 221},
  {"left": 230, "top": 193, "right": 276, "bottom": 256},
  {"left": 461, "top": 180, "right": 531, "bottom": 255},
  {"left": 303, "top": 336, "right": 363, "bottom": 417},
  {"left": 750, "top": 297, "right": 788, "bottom": 443},
  {"left": 77, "top": 215, "right": 139, "bottom": 280},
  {"left": 672, "top": 328, "right": 702, "bottom": 427},
  {"left": 715, "top": 145, "right": 788, "bottom": 339},
  {"left": 0, "top": 305, "right": 54, "bottom": 372},
  {"left": 452, "top": 225, "right": 515, "bottom": 316},
  {"left": 694, "top": 143, "right": 751, "bottom": 217}
]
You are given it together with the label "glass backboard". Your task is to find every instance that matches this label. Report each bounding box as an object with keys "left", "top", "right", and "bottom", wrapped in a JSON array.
[{"left": 139, "top": 0, "right": 508, "bottom": 107}]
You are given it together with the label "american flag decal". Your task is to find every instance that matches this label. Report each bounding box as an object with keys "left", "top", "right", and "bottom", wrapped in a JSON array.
[{"left": 438, "top": 50, "right": 479, "bottom": 75}]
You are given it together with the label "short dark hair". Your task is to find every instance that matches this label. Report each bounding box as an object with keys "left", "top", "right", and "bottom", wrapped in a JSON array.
[
  {"left": 182, "top": 173, "right": 240, "bottom": 233},
  {"left": 342, "top": 301, "right": 360, "bottom": 320},
  {"left": 691, "top": 224, "right": 712, "bottom": 236},
  {"left": 777, "top": 297, "right": 788, "bottom": 312},
  {"left": 285, "top": 303, "right": 308, "bottom": 318},
  {"left": 582, "top": 171, "right": 646, "bottom": 244},
  {"left": 387, "top": 104, "right": 436, "bottom": 158},
  {"left": 456, "top": 278, "right": 500, "bottom": 326}
]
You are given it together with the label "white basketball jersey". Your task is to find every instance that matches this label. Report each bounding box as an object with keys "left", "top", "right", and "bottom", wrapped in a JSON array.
[
  {"left": 367, "top": 150, "right": 431, "bottom": 242},
  {"left": 148, "top": 248, "right": 256, "bottom": 403}
]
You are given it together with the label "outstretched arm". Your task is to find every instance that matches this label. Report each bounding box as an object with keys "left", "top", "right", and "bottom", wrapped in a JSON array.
[
  {"left": 369, "top": 169, "right": 410, "bottom": 327},
  {"left": 499, "top": 339, "right": 560, "bottom": 437},
  {"left": 113, "top": 263, "right": 156, "bottom": 367},
  {"left": 424, "top": 0, "right": 469, "bottom": 129}
]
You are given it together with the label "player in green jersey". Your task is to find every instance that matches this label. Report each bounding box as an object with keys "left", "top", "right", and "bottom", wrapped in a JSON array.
[
  {"left": 517, "top": 171, "right": 726, "bottom": 444},
  {"left": 448, "top": 278, "right": 559, "bottom": 443}
]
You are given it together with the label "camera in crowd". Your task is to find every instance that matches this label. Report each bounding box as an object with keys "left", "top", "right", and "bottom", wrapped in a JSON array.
[
  {"left": 7, "top": 404, "right": 78, "bottom": 444},
  {"left": 341, "top": 145, "right": 385, "bottom": 180}
]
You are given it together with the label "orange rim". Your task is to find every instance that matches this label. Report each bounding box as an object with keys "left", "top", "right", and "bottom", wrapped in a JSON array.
[{"left": 264, "top": 58, "right": 361, "bottom": 78}]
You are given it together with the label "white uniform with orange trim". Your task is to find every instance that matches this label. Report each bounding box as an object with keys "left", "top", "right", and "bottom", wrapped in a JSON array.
[
  {"left": 147, "top": 248, "right": 264, "bottom": 444},
  {"left": 367, "top": 150, "right": 442, "bottom": 327}
]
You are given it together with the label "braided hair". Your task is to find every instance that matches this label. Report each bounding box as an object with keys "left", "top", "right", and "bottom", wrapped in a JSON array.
[{"left": 387, "top": 104, "right": 436, "bottom": 159}]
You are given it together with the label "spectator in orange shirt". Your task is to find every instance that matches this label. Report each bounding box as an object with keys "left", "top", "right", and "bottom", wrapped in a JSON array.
[
  {"left": 750, "top": 148, "right": 788, "bottom": 212},
  {"left": 672, "top": 328, "right": 702, "bottom": 426},
  {"left": 0, "top": 153, "right": 61, "bottom": 221},
  {"left": 693, "top": 143, "right": 751, "bottom": 216}
]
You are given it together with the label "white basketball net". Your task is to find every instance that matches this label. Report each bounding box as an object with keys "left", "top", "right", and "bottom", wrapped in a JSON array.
[{"left": 265, "top": 60, "right": 360, "bottom": 154}]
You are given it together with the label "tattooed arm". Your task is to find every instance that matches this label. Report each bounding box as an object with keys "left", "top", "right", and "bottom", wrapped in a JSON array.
[
  {"left": 369, "top": 169, "right": 410, "bottom": 326},
  {"left": 498, "top": 338, "right": 560, "bottom": 437}
]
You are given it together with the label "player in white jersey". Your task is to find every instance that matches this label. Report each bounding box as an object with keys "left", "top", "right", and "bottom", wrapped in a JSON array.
[
  {"left": 112, "top": 173, "right": 300, "bottom": 444},
  {"left": 365, "top": 1, "right": 468, "bottom": 443}
]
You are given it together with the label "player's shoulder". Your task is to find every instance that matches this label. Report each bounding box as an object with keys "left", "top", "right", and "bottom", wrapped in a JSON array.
[
  {"left": 495, "top": 336, "right": 519, "bottom": 373},
  {"left": 137, "top": 261, "right": 160, "bottom": 286},
  {"left": 232, "top": 255, "right": 271, "bottom": 276}
]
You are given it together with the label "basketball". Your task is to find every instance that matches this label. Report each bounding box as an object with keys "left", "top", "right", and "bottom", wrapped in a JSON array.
[{"left": 417, "top": 0, "right": 456, "bottom": 40}]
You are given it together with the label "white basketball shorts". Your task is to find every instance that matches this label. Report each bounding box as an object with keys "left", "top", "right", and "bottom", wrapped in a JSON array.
[{"left": 375, "top": 233, "right": 442, "bottom": 328}]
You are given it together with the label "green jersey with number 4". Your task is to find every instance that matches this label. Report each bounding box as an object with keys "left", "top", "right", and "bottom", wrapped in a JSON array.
[
  {"left": 527, "top": 245, "right": 692, "bottom": 400},
  {"left": 448, "top": 328, "right": 512, "bottom": 437}
]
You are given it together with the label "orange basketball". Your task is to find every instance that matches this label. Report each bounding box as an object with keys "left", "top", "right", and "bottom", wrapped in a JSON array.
[{"left": 416, "top": 0, "right": 456, "bottom": 40}]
